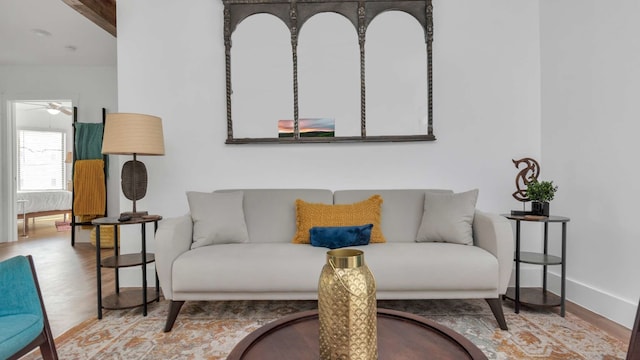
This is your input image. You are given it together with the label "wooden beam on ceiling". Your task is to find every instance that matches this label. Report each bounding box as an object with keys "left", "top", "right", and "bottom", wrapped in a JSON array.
[{"left": 61, "top": 0, "right": 116, "bottom": 37}]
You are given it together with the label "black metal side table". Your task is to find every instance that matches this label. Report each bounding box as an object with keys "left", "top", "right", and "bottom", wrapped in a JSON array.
[
  {"left": 501, "top": 214, "right": 570, "bottom": 316},
  {"left": 92, "top": 216, "right": 162, "bottom": 319}
]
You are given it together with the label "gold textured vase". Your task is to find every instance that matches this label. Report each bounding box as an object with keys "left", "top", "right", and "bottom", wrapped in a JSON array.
[{"left": 318, "top": 249, "right": 377, "bottom": 360}]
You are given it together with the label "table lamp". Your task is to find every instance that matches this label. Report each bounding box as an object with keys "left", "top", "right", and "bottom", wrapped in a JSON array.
[{"left": 102, "top": 113, "right": 165, "bottom": 218}]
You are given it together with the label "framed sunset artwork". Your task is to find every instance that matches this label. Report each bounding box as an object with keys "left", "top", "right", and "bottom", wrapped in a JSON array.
[{"left": 278, "top": 118, "right": 335, "bottom": 138}]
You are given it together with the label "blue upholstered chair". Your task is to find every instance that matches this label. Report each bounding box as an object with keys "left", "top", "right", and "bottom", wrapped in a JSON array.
[{"left": 0, "top": 255, "right": 58, "bottom": 360}]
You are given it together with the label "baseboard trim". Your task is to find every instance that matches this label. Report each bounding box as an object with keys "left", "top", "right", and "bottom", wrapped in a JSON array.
[{"left": 513, "top": 267, "right": 636, "bottom": 329}]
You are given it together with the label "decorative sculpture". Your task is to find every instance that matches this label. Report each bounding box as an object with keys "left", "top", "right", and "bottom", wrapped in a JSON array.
[{"left": 512, "top": 157, "right": 540, "bottom": 202}]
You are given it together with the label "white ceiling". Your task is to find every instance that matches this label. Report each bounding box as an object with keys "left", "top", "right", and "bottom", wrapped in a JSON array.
[
  {"left": 0, "top": 0, "right": 116, "bottom": 66},
  {"left": 16, "top": 101, "right": 73, "bottom": 112}
]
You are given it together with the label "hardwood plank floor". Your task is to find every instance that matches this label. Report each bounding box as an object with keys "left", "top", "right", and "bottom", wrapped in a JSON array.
[
  {"left": 0, "top": 215, "right": 114, "bottom": 337},
  {"left": 0, "top": 215, "right": 633, "bottom": 348}
]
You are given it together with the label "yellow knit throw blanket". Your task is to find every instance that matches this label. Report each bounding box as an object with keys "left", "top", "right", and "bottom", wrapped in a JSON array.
[
  {"left": 90, "top": 225, "right": 120, "bottom": 248},
  {"left": 73, "top": 159, "right": 106, "bottom": 216}
]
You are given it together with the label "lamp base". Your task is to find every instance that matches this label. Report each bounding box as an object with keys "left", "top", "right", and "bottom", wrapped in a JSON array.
[{"left": 120, "top": 211, "right": 148, "bottom": 219}]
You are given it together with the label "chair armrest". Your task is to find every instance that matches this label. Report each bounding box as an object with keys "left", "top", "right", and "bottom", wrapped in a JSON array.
[
  {"left": 473, "top": 211, "right": 514, "bottom": 294},
  {"left": 155, "top": 215, "right": 192, "bottom": 300}
]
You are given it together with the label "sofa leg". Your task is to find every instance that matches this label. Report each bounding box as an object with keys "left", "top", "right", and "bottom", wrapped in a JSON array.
[
  {"left": 164, "top": 300, "right": 185, "bottom": 332},
  {"left": 486, "top": 298, "right": 508, "bottom": 330}
]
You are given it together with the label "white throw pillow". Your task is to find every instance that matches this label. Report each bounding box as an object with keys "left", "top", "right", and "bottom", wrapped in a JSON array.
[
  {"left": 415, "top": 189, "right": 479, "bottom": 245},
  {"left": 187, "top": 191, "right": 249, "bottom": 249}
]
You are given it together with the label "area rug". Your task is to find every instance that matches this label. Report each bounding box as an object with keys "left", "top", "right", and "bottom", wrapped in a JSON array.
[
  {"left": 54, "top": 221, "right": 71, "bottom": 231},
  {"left": 25, "top": 299, "right": 628, "bottom": 360}
]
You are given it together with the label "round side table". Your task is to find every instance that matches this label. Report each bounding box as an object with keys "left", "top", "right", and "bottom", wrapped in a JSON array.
[{"left": 502, "top": 214, "right": 570, "bottom": 316}]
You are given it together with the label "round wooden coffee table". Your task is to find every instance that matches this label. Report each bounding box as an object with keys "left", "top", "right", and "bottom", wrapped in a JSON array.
[{"left": 227, "top": 308, "right": 487, "bottom": 359}]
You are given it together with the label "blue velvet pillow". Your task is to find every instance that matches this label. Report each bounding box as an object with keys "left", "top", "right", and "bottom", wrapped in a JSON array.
[{"left": 309, "top": 224, "right": 373, "bottom": 249}]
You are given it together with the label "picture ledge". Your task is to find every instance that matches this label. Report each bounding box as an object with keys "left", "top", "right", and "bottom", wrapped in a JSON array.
[{"left": 225, "top": 135, "right": 436, "bottom": 144}]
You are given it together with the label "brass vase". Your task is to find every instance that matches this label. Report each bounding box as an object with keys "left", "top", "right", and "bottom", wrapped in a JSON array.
[{"left": 318, "top": 249, "right": 377, "bottom": 360}]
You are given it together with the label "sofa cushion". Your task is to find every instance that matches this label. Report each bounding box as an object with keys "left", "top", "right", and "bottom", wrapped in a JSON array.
[
  {"left": 187, "top": 191, "right": 249, "bottom": 248},
  {"left": 0, "top": 314, "right": 43, "bottom": 360},
  {"left": 310, "top": 224, "right": 373, "bottom": 249},
  {"left": 334, "top": 189, "right": 453, "bottom": 243},
  {"left": 173, "top": 244, "right": 329, "bottom": 293},
  {"left": 292, "top": 195, "right": 385, "bottom": 244},
  {"left": 171, "top": 243, "right": 498, "bottom": 294},
  {"left": 416, "top": 189, "right": 478, "bottom": 245},
  {"left": 216, "top": 189, "right": 334, "bottom": 244},
  {"left": 352, "top": 243, "right": 498, "bottom": 291}
]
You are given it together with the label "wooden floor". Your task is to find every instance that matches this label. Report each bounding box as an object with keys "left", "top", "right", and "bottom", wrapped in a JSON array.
[
  {"left": 0, "top": 215, "right": 633, "bottom": 346},
  {"left": 0, "top": 215, "right": 114, "bottom": 337}
]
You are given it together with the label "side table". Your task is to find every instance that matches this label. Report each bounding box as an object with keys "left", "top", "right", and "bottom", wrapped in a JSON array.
[
  {"left": 92, "top": 216, "right": 162, "bottom": 319},
  {"left": 502, "top": 214, "right": 570, "bottom": 316}
]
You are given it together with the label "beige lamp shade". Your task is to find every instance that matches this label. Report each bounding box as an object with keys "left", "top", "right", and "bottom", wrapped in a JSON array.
[{"left": 102, "top": 113, "right": 165, "bottom": 155}]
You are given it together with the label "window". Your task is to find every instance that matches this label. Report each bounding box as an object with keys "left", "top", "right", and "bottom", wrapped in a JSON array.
[{"left": 18, "top": 130, "right": 66, "bottom": 191}]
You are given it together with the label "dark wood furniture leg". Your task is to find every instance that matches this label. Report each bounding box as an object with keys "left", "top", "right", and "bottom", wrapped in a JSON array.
[
  {"left": 9, "top": 332, "right": 57, "bottom": 360},
  {"left": 627, "top": 299, "right": 640, "bottom": 360},
  {"left": 485, "top": 298, "right": 508, "bottom": 330},
  {"left": 164, "top": 300, "right": 185, "bottom": 332}
]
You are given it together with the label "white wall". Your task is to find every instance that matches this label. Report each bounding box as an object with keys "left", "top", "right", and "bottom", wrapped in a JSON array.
[
  {"left": 117, "top": 0, "right": 541, "bottom": 214},
  {"left": 0, "top": 65, "right": 118, "bottom": 242},
  {"left": 116, "top": 0, "right": 543, "bottom": 287},
  {"left": 540, "top": 1, "right": 640, "bottom": 328}
]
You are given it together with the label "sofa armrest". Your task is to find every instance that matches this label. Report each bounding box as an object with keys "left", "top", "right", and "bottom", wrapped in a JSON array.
[
  {"left": 155, "top": 214, "right": 193, "bottom": 300},
  {"left": 473, "top": 211, "right": 514, "bottom": 294}
]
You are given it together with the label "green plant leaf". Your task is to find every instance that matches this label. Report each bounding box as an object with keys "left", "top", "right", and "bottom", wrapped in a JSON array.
[{"left": 525, "top": 179, "right": 558, "bottom": 202}]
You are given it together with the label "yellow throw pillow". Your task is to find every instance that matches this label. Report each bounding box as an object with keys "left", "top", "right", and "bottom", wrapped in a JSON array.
[{"left": 292, "top": 195, "right": 385, "bottom": 244}]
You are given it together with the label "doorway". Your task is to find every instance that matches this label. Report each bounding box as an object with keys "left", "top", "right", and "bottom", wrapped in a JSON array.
[{"left": 6, "top": 100, "right": 73, "bottom": 242}]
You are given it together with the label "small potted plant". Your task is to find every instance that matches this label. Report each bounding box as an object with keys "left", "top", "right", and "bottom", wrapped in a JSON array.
[{"left": 526, "top": 179, "right": 558, "bottom": 216}]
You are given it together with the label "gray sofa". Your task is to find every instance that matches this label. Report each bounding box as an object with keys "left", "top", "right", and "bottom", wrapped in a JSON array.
[{"left": 155, "top": 189, "right": 514, "bottom": 332}]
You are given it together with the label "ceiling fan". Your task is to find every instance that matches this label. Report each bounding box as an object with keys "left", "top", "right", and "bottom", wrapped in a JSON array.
[{"left": 24, "top": 102, "right": 73, "bottom": 116}]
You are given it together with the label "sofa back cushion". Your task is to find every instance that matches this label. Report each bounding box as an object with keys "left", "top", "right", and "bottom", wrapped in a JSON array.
[
  {"left": 334, "top": 189, "right": 452, "bottom": 243},
  {"left": 215, "top": 189, "right": 333, "bottom": 243},
  {"left": 187, "top": 191, "right": 249, "bottom": 248},
  {"left": 416, "top": 189, "right": 479, "bottom": 245}
]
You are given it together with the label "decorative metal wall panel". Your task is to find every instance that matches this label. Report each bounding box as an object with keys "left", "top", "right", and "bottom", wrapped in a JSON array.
[{"left": 222, "top": 0, "right": 435, "bottom": 144}]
